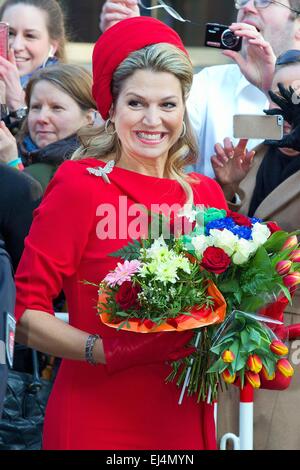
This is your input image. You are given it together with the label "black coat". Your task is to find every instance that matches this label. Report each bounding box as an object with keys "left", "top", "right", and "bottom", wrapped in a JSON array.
[
  {"left": 0, "top": 163, "right": 42, "bottom": 271},
  {"left": 0, "top": 241, "right": 15, "bottom": 418}
]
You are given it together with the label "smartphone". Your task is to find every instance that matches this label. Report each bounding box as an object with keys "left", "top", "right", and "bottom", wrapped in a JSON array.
[
  {"left": 204, "top": 23, "right": 242, "bottom": 52},
  {"left": 233, "top": 114, "right": 284, "bottom": 140},
  {"left": 0, "top": 23, "right": 9, "bottom": 60}
]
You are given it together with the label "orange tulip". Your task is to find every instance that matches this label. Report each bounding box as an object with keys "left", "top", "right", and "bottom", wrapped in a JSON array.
[
  {"left": 282, "top": 236, "right": 298, "bottom": 251},
  {"left": 247, "top": 354, "right": 263, "bottom": 373},
  {"left": 222, "top": 350, "right": 235, "bottom": 363},
  {"left": 270, "top": 339, "right": 289, "bottom": 356},
  {"left": 245, "top": 370, "right": 261, "bottom": 388},
  {"left": 222, "top": 369, "right": 236, "bottom": 384},
  {"left": 276, "top": 260, "right": 292, "bottom": 276},
  {"left": 277, "top": 358, "right": 294, "bottom": 378},
  {"left": 290, "top": 250, "right": 300, "bottom": 263},
  {"left": 261, "top": 365, "right": 275, "bottom": 381}
]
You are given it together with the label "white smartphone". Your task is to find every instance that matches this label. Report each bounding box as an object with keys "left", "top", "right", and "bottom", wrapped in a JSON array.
[{"left": 233, "top": 114, "right": 284, "bottom": 140}]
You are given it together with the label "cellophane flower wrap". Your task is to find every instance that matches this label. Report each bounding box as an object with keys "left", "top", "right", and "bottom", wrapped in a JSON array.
[{"left": 90, "top": 206, "right": 300, "bottom": 403}]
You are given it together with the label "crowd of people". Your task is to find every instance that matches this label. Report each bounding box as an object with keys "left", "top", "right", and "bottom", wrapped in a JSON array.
[{"left": 0, "top": 0, "right": 300, "bottom": 450}]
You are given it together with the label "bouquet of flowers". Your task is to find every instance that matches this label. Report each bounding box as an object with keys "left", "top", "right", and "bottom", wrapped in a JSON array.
[{"left": 93, "top": 206, "right": 300, "bottom": 403}]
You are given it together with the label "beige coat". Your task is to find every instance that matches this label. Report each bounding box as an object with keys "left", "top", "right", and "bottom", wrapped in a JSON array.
[{"left": 217, "top": 144, "right": 300, "bottom": 449}]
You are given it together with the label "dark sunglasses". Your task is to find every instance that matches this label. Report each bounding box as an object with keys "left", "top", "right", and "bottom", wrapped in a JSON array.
[{"left": 276, "top": 49, "right": 300, "bottom": 66}]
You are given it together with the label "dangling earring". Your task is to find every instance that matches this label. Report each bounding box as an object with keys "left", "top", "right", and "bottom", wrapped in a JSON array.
[
  {"left": 105, "top": 118, "right": 117, "bottom": 136},
  {"left": 180, "top": 121, "right": 186, "bottom": 139}
]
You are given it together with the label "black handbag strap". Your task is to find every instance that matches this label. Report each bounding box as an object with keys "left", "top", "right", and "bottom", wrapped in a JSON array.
[{"left": 28, "top": 349, "right": 42, "bottom": 393}]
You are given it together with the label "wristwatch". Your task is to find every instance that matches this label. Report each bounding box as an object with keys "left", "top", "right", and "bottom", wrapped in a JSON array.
[{"left": 9, "top": 106, "right": 28, "bottom": 119}]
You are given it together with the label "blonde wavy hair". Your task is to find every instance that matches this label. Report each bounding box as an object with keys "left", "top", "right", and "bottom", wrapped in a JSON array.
[{"left": 72, "top": 43, "right": 199, "bottom": 203}]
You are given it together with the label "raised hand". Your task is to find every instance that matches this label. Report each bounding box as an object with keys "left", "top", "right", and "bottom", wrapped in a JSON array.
[
  {"left": 211, "top": 138, "right": 255, "bottom": 201},
  {"left": 0, "top": 48, "right": 25, "bottom": 111},
  {"left": 222, "top": 22, "right": 276, "bottom": 92},
  {"left": 264, "top": 82, "right": 300, "bottom": 150},
  {"left": 99, "top": 0, "right": 140, "bottom": 32}
]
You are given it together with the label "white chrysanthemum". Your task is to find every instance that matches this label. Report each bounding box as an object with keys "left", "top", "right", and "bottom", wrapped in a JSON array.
[
  {"left": 232, "top": 238, "right": 257, "bottom": 265},
  {"left": 251, "top": 223, "right": 271, "bottom": 247},
  {"left": 209, "top": 228, "right": 238, "bottom": 256},
  {"left": 145, "top": 236, "right": 168, "bottom": 259},
  {"left": 139, "top": 259, "right": 159, "bottom": 277},
  {"left": 155, "top": 262, "right": 179, "bottom": 284},
  {"left": 176, "top": 256, "right": 191, "bottom": 274}
]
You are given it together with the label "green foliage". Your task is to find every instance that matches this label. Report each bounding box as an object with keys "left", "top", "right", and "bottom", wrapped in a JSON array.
[{"left": 109, "top": 239, "right": 144, "bottom": 260}]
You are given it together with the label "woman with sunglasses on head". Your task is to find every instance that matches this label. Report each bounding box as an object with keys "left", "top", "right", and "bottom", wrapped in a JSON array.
[
  {"left": 0, "top": 0, "right": 66, "bottom": 128},
  {"left": 13, "top": 17, "right": 229, "bottom": 450},
  {"left": 211, "top": 50, "right": 300, "bottom": 450}
]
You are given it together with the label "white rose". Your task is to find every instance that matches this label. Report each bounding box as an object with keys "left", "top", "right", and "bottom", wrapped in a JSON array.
[
  {"left": 232, "top": 238, "right": 257, "bottom": 265},
  {"left": 191, "top": 235, "right": 211, "bottom": 257},
  {"left": 251, "top": 223, "right": 271, "bottom": 247},
  {"left": 209, "top": 228, "right": 238, "bottom": 256}
]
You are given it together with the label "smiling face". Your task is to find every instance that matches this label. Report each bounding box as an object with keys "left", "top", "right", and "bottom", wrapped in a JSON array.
[
  {"left": 236, "top": 1, "right": 296, "bottom": 55},
  {"left": 270, "top": 63, "right": 300, "bottom": 156},
  {"left": 28, "top": 80, "right": 91, "bottom": 148},
  {"left": 2, "top": 4, "right": 57, "bottom": 77},
  {"left": 111, "top": 69, "right": 185, "bottom": 172}
]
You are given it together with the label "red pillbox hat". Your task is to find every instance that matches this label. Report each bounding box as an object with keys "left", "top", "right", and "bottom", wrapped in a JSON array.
[{"left": 92, "top": 17, "right": 188, "bottom": 120}]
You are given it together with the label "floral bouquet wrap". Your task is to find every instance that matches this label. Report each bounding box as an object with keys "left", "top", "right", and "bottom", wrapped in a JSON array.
[{"left": 91, "top": 207, "right": 300, "bottom": 403}]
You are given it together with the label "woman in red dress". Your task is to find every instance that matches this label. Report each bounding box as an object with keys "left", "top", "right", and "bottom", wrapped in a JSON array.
[{"left": 14, "top": 17, "right": 227, "bottom": 450}]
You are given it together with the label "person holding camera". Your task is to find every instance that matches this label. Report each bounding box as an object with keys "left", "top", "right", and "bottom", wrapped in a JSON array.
[
  {"left": 99, "top": 0, "right": 300, "bottom": 177},
  {"left": 211, "top": 50, "right": 300, "bottom": 450}
]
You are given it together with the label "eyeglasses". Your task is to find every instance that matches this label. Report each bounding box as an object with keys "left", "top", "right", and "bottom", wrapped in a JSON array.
[
  {"left": 276, "top": 49, "right": 300, "bottom": 65},
  {"left": 235, "top": 0, "right": 300, "bottom": 15}
]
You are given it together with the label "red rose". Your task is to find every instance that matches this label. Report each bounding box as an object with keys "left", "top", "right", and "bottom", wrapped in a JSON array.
[
  {"left": 201, "top": 247, "right": 231, "bottom": 274},
  {"left": 115, "top": 281, "right": 141, "bottom": 310},
  {"left": 267, "top": 221, "right": 282, "bottom": 233},
  {"left": 227, "top": 210, "right": 252, "bottom": 227}
]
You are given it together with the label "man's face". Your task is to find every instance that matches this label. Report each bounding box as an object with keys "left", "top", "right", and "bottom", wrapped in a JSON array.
[{"left": 236, "top": 1, "right": 296, "bottom": 55}]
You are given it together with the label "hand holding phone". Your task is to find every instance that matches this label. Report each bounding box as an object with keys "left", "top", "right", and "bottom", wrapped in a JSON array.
[{"left": 233, "top": 114, "right": 284, "bottom": 140}]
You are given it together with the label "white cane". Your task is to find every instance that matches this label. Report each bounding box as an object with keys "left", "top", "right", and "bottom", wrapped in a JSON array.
[{"left": 220, "top": 383, "right": 254, "bottom": 450}]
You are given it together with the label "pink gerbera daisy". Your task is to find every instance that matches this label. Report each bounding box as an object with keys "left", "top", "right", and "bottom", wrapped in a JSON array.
[{"left": 104, "top": 259, "right": 142, "bottom": 287}]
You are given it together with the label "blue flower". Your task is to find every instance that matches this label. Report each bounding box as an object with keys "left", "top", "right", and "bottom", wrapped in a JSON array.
[
  {"left": 250, "top": 217, "right": 262, "bottom": 224},
  {"left": 206, "top": 217, "right": 254, "bottom": 240},
  {"left": 231, "top": 226, "right": 253, "bottom": 240},
  {"left": 206, "top": 217, "right": 235, "bottom": 234}
]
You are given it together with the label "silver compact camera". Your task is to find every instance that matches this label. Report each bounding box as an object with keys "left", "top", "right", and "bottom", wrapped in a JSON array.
[{"left": 205, "top": 23, "right": 242, "bottom": 52}]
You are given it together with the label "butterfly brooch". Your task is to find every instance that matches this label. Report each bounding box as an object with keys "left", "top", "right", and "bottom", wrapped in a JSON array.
[{"left": 86, "top": 160, "right": 115, "bottom": 184}]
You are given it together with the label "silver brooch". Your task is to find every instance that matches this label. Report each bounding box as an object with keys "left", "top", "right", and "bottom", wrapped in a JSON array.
[{"left": 86, "top": 160, "right": 115, "bottom": 184}]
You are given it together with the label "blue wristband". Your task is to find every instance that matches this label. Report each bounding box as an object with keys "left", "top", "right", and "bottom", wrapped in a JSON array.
[{"left": 7, "top": 158, "right": 22, "bottom": 168}]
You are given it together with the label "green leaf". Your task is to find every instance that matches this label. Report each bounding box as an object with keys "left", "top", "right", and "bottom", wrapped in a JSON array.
[
  {"left": 240, "top": 330, "right": 250, "bottom": 347},
  {"left": 263, "top": 231, "right": 290, "bottom": 252},
  {"left": 218, "top": 279, "right": 240, "bottom": 293},
  {"left": 249, "top": 328, "right": 261, "bottom": 347},
  {"left": 109, "top": 239, "right": 143, "bottom": 260},
  {"left": 235, "top": 351, "right": 248, "bottom": 372},
  {"left": 262, "top": 356, "right": 276, "bottom": 376},
  {"left": 207, "top": 357, "right": 227, "bottom": 374},
  {"left": 252, "top": 246, "right": 272, "bottom": 270}
]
